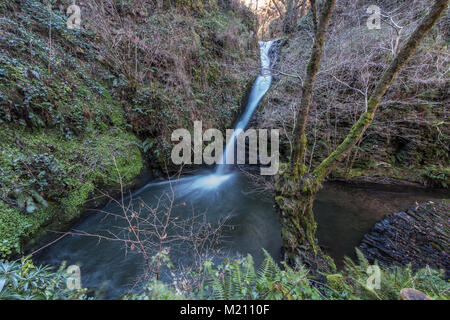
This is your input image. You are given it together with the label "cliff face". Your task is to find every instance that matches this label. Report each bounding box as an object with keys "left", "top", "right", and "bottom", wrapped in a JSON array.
[
  {"left": 0, "top": 0, "right": 258, "bottom": 257},
  {"left": 255, "top": 0, "right": 449, "bottom": 187}
]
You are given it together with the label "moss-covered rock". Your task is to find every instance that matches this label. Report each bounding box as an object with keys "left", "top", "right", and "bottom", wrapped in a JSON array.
[{"left": 0, "top": 125, "right": 144, "bottom": 256}]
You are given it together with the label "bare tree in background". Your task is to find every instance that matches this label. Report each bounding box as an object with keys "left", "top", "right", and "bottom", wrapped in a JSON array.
[
  {"left": 274, "top": 0, "right": 449, "bottom": 269},
  {"left": 283, "top": 0, "right": 301, "bottom": 34}
]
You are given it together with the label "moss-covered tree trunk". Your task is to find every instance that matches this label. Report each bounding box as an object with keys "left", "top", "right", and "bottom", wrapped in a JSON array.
[
  {"left": 292, "top": 0, "right": 334, "bottom": 175},
  {"left": 273, "top": 0, "right": 336, "bottom": 269},
  {"left": 274, "top": 166, "right": 324, "bottom": 267},
  {"left": 275, "top": 0, "right": 449, "bottom": 269}
]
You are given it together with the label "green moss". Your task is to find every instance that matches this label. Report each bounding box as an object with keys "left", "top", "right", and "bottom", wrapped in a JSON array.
[
  {"left": 0, "top": 201, "right": 55, "bottom": 258},
  {"left": 0, "top": 125, "right": 144, "bottom": 256},
  {"left": 60, "top": 180, "right": 95, "bottom": 217},
  {"left": 326, "top": 274, "right": 350, "bottom": 293},
  {"left": 114, "top": 143, "right": 143, "bottom": 183},
  {"left": 324, "top": 255, "right": 337, "bottom": 272},
  {"left": 0, "top": 0, "right": 253, "bottom": 258}
]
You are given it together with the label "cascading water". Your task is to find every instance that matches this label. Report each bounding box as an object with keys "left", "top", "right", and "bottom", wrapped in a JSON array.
[
  {"left": 130, "top": 41, "right": 274, "bottom": 191},
  {"left": 186, "top": 41, "right": 274, "bottom": 189},
  {"left": 34, "top": 41, "right": 282, "bottom": 299},
  {"left": 216, "top": 41, "right": 274, "bottom": 174}
]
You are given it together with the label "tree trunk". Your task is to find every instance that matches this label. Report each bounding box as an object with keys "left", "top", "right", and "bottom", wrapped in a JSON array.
[
  {"left": 275, "top": 0, "right": 449, "bottom": 269},
  {"left": 275, "top": 0, "right": 336, "bottom": 270},
  {"left": 292, "top": 0, "right": 335, "bottom": 176},
  {"left": 274, "top": 166, "right": 318, "bottom": 261}
]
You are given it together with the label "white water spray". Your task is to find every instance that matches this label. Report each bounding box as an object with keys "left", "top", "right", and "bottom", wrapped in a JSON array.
[
  {"left": 140, "top": 41, "right": 275, "bottom": 192},
  {"left": 216, "top": 41, "right": 274, "bottom": 174}
]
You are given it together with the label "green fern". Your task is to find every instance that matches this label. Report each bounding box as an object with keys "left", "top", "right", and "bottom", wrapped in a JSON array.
[
  {"left": 202, "top": 250, "right": 322, "bottom": 300},
  {"left": 340, "top": 248, "right": 450, "bottom": 300}
]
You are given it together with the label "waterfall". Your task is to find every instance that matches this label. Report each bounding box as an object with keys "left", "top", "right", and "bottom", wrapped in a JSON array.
[
  {"left": 216, "top": 40, "right": 274, "bottom": 173},
  {"left": 166, "top": 41, "right": 275, "bottom": 190},
  {"left": 34, "top": 42, "right": 282, "bottom": 294}
]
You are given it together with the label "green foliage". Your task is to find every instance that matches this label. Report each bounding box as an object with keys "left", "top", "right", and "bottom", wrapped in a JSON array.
[
  {"left": 201, "top": 250, "right": 323, "bottom": 300},
  {"left": 326, "top": 274, "right": 351, "bottom": 293},
  {"left": 0, "top": 256, "right": 86, "bottom": 300},
  {"left": 119, "top": 250, "right": 448, "bottom": 300},
  {"left": 0, "top": 1, "right": 98, "bottom": 134},
  {"left": 339, "top": 249, "right": 450, "bottom": 300},
  {"left": 121, "top": 280, "right": 185, "bottom": 300},
  {"left": 421, "top": 165, "right": 449, "bottom": 188},
  {"left": 0, "top": 202, "right": 54, "bottom": 258},
  {"left": 2, "top": 250, "right": 448, "bottom": 300}
]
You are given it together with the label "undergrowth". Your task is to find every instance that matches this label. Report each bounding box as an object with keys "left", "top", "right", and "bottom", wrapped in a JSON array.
[{"left": 122, "top": 249, "right": 449, "bottom": 300}]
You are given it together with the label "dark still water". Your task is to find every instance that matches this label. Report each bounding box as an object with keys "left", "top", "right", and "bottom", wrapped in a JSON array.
[
  {"left": 34, "top": 171, "right": 448, "bottom": 298},
  {"left": 315, "top": 182, "right": 448, "bottom": 266}
]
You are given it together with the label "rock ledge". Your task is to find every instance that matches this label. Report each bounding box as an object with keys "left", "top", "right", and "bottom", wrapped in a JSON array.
[{"left": 359, "top": 201, "right": 449, "bottom": 278}]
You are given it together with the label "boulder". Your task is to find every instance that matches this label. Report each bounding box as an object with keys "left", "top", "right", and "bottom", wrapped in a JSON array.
[{"left": 399, "top": 288, "right": 432, "bottom": 300}]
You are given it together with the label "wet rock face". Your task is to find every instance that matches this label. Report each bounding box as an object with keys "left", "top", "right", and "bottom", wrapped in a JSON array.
[
  {"left": 268, "top": 40, "right": 281, "bottom": 68},
  {"left": 359, "top": 201, "right": 449, "bottom": 278}
]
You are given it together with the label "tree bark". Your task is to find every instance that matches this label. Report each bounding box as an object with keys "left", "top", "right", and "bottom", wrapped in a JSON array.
[
  {"left": 292, "top": 0, "right": 335, "bottom": 176},
  {"left": 276, "top": 0, "right": 336, "bottom": 268}
]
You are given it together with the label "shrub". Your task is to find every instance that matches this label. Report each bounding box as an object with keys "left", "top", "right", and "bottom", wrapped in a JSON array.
[{"left": 0, "top": 256, "right": 86, "bottom": 300}]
